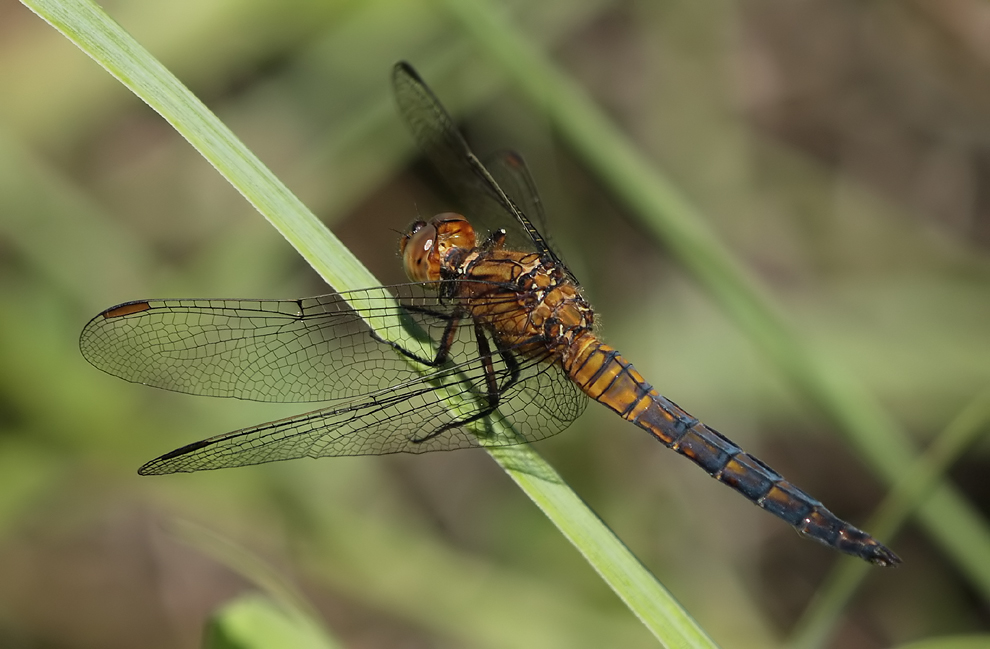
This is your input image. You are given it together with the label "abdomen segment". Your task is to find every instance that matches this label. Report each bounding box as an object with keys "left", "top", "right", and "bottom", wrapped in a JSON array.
[{"left": 563, "top": 334, "right": 900, "bottom": 566}]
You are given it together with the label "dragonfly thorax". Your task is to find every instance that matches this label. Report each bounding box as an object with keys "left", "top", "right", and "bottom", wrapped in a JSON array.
[{"left": 400, "top": 213, "right": 477, "bottom": 283}]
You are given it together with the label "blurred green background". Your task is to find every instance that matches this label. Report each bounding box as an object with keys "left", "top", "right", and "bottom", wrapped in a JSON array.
[{"left": 2, "top": 0, "right": 990, "bottom": 647}]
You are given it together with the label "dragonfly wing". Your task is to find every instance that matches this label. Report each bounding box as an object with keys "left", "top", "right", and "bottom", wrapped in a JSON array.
[
  {"left": 392, "top": 63, "right": 559, "bottom": 261},
  {"left": 80, "top": 285, "right": 470, "bottom": 403},
  {"left": 482, "top": 150, "right": 548, "bottom": 232},
  {"left": 138, "top": 340, "right": 587, "bottom": 474},
  {"left": 482, "top": 150, "right": 576, "bottom": 284}
]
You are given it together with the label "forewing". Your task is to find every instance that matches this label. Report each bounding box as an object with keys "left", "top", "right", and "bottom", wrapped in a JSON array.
[
  {"left": 392, "top": 63, "right": 558, "bottom": 259},
  {"left": 482, "top": 150, "right": 548, "bottom": 233},
  {"left": 80, "top": 286, "right": 463, "bottom": 403},
  {"left": 482, "top": 150, "right": 575, "bottom": 283}
]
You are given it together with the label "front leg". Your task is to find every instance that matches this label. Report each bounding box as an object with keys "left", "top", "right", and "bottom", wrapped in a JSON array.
[
  {"left": 411, "top": 321, "right": 504, "bottom": 443},
  {"left": 481, "top": 228, "right": 507, "bottom": 251},
  {"left": 369, "top": 304, "right": 462, "bottom": 368}
]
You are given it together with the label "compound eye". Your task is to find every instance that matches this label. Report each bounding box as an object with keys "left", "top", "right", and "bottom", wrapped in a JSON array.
[
  {"left": 398, "top": 221, "right": 428, "bottom": 255},
  {"left": 401, "top": 221, "right": 439, "bottom": 282}
]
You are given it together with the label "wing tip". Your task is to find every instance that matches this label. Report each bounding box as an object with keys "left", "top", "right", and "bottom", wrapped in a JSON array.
[{"left": 137, "top": 438, "right": 214, "bottom": 476}]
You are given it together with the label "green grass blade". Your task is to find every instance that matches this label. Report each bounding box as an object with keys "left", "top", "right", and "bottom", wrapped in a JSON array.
[
  {"left": 443, "top": 0, "right": 990, "bottom": 596},
  {"left": 21, "top": 0, "right": 373, "bottom": 296},
  {"left": 205, "top": 593, "right": 341, "bottom": 649},
  {"left": 173, "top": 520, "right": 334, "bottom": 641},
  {"left": 487, "top": 446, "right": 718, "bottom": 648},
  {"left": 21, "top": 0, "right": 718, "bottom": 645}
]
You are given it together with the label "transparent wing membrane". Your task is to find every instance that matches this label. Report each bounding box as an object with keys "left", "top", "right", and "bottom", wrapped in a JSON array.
[
  {"left": 392, "top": 63, "right": 567, "bottom": 268},
  {"left": 81, "top": 286, "right": 587, "bottom": 473}
]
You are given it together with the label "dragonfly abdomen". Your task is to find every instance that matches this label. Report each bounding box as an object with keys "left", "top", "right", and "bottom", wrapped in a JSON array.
[{"left": 562, "top": 333, "right": 900, "bottom": 566}]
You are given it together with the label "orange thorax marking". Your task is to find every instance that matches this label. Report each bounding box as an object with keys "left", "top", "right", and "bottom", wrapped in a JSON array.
[{"left": 453, "top": 249, "right": 594, "bottom": 359}]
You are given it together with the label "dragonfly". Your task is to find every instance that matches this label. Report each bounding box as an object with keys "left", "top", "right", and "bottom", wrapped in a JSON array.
[{"left": 80, "top": 62, "right": 900, "bottom": 567}]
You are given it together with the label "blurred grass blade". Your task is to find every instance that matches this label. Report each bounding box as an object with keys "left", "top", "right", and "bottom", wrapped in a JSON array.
[
  {"left": 205, "top": 593, "right": 341, "bottom": 649},
  {"left": 21, "top": 0, "right": 718, "bottom": 646},
  {"left": 173, "top": 520, "right": 330, "bottom": 636},
  {"left": 443, "top": 0, "right": 990, "bottom": 597},
  {"left": 789, "top": 386, "right": 990, "bottom": 649},
  {"left": 486, "top": 446, "right": 719, "bottom": 648},
  {"left": 20, "top": 0, "right": 373, "bottom": 296}
]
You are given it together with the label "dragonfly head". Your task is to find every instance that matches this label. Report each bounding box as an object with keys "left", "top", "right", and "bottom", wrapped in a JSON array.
[{"left": 400, "top": 213, "right": 477, "bottom": 282}]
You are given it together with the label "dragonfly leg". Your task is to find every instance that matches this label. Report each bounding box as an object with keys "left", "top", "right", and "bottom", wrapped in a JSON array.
[
  {"left": 475, "top": 322, "right": 501, "bottom": 400},
  {"left": 495, "top": 336, "right": 524, "bottom": 393},
  {"left": 369, "top": 306, "right": 462, "bottom": 367},
  {"left": 481, "top": 228, "right": 507, "bottom": 251},
  {"left": 411, "top": 323, "right": 519, "bottom": 444}
]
